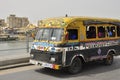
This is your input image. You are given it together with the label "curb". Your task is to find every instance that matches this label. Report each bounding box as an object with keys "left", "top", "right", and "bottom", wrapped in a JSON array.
[
  {"left": 0, "top": 62, "right": 32, "bottom": 70},
  {"left": 0, "top": 53, "right": 31, "bottom": 70},
  {"left": 0, "top": 57, "right": 30, "bottom": 66}
]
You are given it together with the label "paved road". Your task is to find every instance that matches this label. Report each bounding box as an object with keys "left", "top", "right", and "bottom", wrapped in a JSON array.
[{"left": 0, "top": 56, "right": 120, "bottom": 80}]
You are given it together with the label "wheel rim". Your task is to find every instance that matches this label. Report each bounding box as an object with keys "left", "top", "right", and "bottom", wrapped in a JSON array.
[
  {"left": 72, "top": 61, "right": 80, "bottom": 71},
  {"left": 107, "top": 55, "right": 113, "bottom": 64},
  {"left": 69, "top": 58, "right": 82, "bottom": 73}
]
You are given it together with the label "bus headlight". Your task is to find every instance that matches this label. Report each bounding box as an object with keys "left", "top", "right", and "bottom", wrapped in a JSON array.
[
  {"left": 30, "top": 54, "right": 34, "bottom": 58},
  {"left": 50, "top": 57, "right": 56, "bottom": 62}
]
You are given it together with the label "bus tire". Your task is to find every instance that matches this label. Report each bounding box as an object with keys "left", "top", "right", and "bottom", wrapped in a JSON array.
[
  {"left": 104, "top": 52, "right": 113, "bottom": 65},
  {"left": 68, "top": 57, "right": 82, "bottom": 74}
]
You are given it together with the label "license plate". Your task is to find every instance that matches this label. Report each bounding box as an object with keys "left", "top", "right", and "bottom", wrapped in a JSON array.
[
  {"left": 30, "top": 60, "right": 53, "bottom": 68},
  {"left": 42, "top": 63, "right": 53, "bottom": 68}
]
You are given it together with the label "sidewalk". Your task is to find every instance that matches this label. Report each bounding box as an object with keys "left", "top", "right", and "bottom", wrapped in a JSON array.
[{"left": 0, "top": 53, "right": 30, "bottom": 70}]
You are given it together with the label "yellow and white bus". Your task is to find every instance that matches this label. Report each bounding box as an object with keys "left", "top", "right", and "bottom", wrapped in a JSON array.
[{"left": 30, "top": 16, "right": 120, "bottom": 74}]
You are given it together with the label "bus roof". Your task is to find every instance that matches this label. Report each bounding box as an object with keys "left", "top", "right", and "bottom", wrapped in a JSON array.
[{"left": 39, "top": 16, "right": 120, "bottom": 28}]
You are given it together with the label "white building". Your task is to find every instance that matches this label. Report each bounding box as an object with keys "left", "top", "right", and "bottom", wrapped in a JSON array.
[{"left": 7, "top": 14, "right": 29, "bottom": 28}]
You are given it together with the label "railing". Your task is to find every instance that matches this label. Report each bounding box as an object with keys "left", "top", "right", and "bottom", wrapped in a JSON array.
[{"left": 0, "top": 34, "right": 33, "bottom": 56}]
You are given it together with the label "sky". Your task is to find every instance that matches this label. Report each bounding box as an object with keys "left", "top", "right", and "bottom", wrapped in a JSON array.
[{"left": 0, "top": 0, "right": 120, "bottom": 24}]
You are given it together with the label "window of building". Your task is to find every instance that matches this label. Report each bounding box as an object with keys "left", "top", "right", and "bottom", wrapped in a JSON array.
[
  {"left": 67, "top": 29, "right": 78, "bottom": 40},
  {"left": 98, "top": 26, "right": 105, "bottom": 38},
  {"left": 86, "top": 26, "right": 96, "bottom": 39}
]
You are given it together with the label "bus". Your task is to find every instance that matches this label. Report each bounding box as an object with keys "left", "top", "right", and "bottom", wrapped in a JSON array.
[{"left": 30, "top": 16, "right": 120, "bottom": 74}]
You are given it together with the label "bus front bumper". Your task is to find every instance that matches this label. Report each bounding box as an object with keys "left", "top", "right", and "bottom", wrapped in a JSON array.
[{"left": 30, "top": 59, "right": 61, "bottom": 70}]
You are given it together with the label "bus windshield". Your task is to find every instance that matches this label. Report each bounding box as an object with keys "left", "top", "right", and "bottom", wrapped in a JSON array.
[{"left": 35, "top": 28, "right": 64, "bottom": 41}]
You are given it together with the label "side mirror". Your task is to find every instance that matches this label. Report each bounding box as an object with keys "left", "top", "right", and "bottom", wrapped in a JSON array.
[
  {"left": 64, "top": 31, "right": 69, "bottom": 42},
  {"left": 31, "top": 33, "right": 35, "bottom": 40}
]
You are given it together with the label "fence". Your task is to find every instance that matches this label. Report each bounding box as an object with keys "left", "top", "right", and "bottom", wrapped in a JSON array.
[{"left": 0, "top": 34, "right": 33, "bottom": 56}]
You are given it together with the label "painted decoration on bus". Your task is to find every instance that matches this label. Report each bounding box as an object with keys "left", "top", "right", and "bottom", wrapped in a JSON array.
[
  {"left": 63, "top": 40, "right": 119, "bottom": 51},
  {"left": 32, "top": 40, "right": 119, "bottom": 52},
  {"left": 84, "top": 40, "right": 119, "bottom": 49},
  {"left": 39, "top": 18, "right": 67, "bottom": 27}
]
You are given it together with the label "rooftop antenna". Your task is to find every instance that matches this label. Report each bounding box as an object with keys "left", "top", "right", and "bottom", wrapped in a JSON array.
[{"left": 65, "top": 14, "right": 68, "bottom": 17}]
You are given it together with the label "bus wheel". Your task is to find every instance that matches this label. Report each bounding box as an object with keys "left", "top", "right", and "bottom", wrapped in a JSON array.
[
  {"left": 68, "top": 57, "right": 82, "bottom": 74},
  {"left": 104, "top": 53, "right": 113, "bottom": 65}
]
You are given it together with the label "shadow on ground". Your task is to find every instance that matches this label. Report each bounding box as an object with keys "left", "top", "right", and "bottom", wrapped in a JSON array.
[{"left": 35, "top": 57, "right": 120, "bottom": 78}]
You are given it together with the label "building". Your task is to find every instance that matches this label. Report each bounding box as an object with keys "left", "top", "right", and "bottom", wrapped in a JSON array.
[
  {"left": 0, "top": 19, "right": 5, "bottom": 27},
  {"left": 7, "top": 14, "right": 29, "bottom": 28}
]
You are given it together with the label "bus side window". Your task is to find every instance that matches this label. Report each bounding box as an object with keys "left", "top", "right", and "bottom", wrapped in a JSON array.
[
  {"left": 107, "top": 26, "right": 116, "bottom": 37},
  {"left": 98, "top": 26, "right": 105, "bottom": 38},
  {"left": 117, "top": 26, "right": 120, "bottom": 37},
  {"left": 67, "top": 29, "right": 78, "bottom": 40},
  {"left": 86, "top": 26, "right": 96, "bottom": 39}
]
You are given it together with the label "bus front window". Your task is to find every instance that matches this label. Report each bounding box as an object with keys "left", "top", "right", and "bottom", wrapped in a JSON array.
[{"left": 35, "top": 28, "right": 64, "bottom": 41}]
